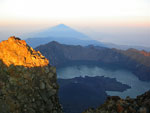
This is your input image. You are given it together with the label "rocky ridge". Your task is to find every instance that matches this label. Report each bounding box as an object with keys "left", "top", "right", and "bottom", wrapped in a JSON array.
[
  {"left": 0, "top": 36, "right": 49, "bottom": 67},
  {"left": 35, "top": 41, "right": 150, "bottom": 81},
  {"left": 0, "top": 37, "right": 63, "bottom": 113},
  {"left": 83, "top": 91, "right": 150, "bottom": 113}
]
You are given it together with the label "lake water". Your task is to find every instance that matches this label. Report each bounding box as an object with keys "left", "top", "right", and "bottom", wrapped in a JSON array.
[{"left": 57, "top": 65, "right": 150, "bottom": 98}]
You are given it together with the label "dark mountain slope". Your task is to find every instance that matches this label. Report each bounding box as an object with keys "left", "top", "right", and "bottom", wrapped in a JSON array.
[{"left": 35, "top": 41, "right": 150, "bottom": 81}]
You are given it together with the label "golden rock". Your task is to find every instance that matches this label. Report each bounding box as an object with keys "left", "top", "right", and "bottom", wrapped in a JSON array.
[{"left": 0, "top": 36, "right": 49, "bottom": 67}]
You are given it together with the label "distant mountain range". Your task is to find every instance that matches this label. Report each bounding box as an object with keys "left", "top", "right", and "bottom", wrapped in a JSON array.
[
  {"left": 35, "top": 41, "right": 150, "bottom": 81},
  {"left": 25, "top": 24, "right": 105, "bottom": 48},
  {"left": 104, "top": 43, "right": 150, "bottom": 51},
  {"left": 25, "top": 24, "right": 150, "bottom": 51}
]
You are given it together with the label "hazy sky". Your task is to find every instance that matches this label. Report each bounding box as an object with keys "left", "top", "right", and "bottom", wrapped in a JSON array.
[{"left": 0, "top": 0, "right": 150, "bottom": 46}]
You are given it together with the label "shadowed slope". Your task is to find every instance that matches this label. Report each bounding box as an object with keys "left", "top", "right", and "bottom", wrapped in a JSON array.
[{"left": 36, "top": 41, "right": 150, "bottom": 81}]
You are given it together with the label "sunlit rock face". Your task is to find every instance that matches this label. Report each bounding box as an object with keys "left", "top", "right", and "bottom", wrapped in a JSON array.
[
  {"left": 0, "top": 37, "right": 63, "bottom": 113},
  {"left": 0, "top": 36, "right": 49, "bottom": 67},
  {"left": 140, "top": 50, "right": 150, "bottom": 57}
]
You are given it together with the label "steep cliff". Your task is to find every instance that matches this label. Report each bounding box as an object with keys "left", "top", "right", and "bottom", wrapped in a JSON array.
[{"left": 0, "top": 36, "right": 63, "bottom": 113}]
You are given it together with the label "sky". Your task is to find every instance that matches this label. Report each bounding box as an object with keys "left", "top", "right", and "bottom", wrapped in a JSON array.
[{"left": 0, "top": 0, "right": 150, "bottom": 46}]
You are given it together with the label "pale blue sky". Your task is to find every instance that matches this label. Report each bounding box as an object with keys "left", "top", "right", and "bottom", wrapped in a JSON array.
[{"left": 0, "top": 0, "right": 150, "bottom": 46}]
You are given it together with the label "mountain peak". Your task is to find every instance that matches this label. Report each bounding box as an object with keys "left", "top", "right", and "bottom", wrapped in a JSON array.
[
  {"left": 57, "top": 24, "right": 68, "bottom": 27},
  {"left": 49, "top": 41, "right": 60, "bottom": 45},
  {"left": 0, "top": 36, "right": 49, "bottom": 67},
  {"left": 51, "top": 24, "right": 72, "bottom": 30}
]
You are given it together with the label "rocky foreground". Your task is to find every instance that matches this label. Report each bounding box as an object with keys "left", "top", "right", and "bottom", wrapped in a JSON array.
[
  {"left": 83, "top": 91, "right": 150, "bottom": 113},
  {"left": 0, "top": 37, "right": 63, "bottom": 113}
]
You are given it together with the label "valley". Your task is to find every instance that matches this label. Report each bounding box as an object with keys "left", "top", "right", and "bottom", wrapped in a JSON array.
[{"left": 35, "top": 41, "right": 150, "bottom": 113}]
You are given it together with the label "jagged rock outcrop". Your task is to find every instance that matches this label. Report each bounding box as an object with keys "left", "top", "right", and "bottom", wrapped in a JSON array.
[
  {"left": 0, "top": 36, "right": 49, "bottom": 67},
  {"left": 0, "top": 36, "right": 63, "bottom": 113},
  {"left": 83, "top": 91, "right": 150, "bottom": 113}
]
